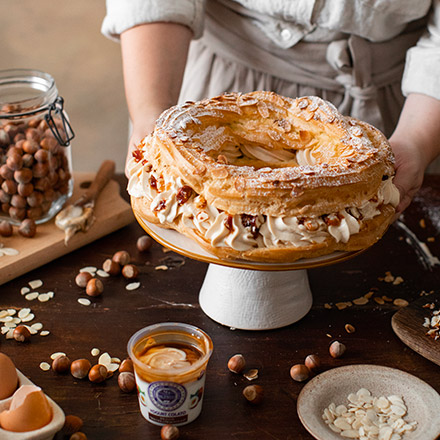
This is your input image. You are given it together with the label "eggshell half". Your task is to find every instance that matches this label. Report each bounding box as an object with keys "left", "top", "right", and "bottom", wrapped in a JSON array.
[
  {"left": 0, "top": 353, "right": 18, "bottom": 400},
  {"left": 0, "top": 385, "right": 53, "bottom": 432}
]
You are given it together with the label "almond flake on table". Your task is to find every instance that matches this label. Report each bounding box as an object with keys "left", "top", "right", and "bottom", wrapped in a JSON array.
[
  {"left": 21, "top": 313, "right": 35, "bottom": 322},
  {"left": 28, "top": 279, "right": 43, "bottom": 289},
  {"left": 78, "top": 298, "right": 91, "bottom": 306},
  {"left": 91, "top": 348, "right": 100, "bottom": 356},
  {"left": 25, "top": 292, "right": 39, "bottom": 301},
  {"left": 80, "top": 266, "right": 97, "bottom": 274},
  {"left": 50, "top": 352, "right": 67, "bottom": 360},
  {"left": 39, "top": 362, "right": 51, "bottom": 371},
  {"left": 38, "top": 293, "right": 51, "bottom": 302},
  {"left": 26, "top": 325, "right": 38, "bottom": 335},
  {"left": 126, "top": 282, "right": 141, "bottom": 291},
  {"left": 18, "top": 308, "right": 31, "bottom": 319},
  {"left": 40, "top": 330, "right": 50, "bottom": 336},
  {"left": 97, "top": 269, "right": 110, "bottom": 278},
  {"left": 20, "top": 287, "right": 30, "bottom": 295},
  {"left": 31, "top": 323, "right": 43, "bottom": 331}
]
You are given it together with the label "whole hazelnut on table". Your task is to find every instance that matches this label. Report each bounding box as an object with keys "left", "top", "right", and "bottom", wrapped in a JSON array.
[
  {"left": 52, "top": 355, "right": 71, "bottom": 374},
  {"left": 118, "top": 372, "right": 136, "bottom": 393},
  {"left": 0, "top": 220, "right": 13, "bottom": 237},
  {"left": 243, "top": 384, "right": 264, "bottom": 405},
  {"left": 102, "top": 258, "right": 120, "bottom": 276},
  {"left": 121, "top": 264, "right": 139, "bottom": 279},
  {"left": 112, "top": 250, "right": 130, "bottom": 266},
  {"left": 137, "top": 235, "right": 153, "bottom": 252},
  {"left": 227, "top": 354, "right": 246, "bottom": 374},
  {"left": 75, "top": 271, "right": 93, "bottom": 288},
  {"left": 70, "top": 433, "right": 87, "bottom": 440},
  {"left": 119, "top": 358, "right": 134, "bottom": 373},
  {"left": 160, "top": 424, "right": 180, "bottom": 440},
  {"left": 88, "top": 364, "right": 108, "bottom": 383},
  {"left": 70, "top": 359, "right": 92, "bottom": 379},
  {"left": 13, "top": 325, "right": 31, "bottom": 342},
  {"left": 85, "top": 278, "right": 104, "bottom": 297},
  {"left": 290, "top": 364, "right": 311, "bottom": 382},
  {"left": 304, "top": 354, "right": 321, "bottom": 373},
  {"left": 329, "top": 341, "right": 346, "bottom": 358},
  {"left": 62, "top": 415, "right": 83, "bottom": 436},
  {"left": 18, "top": 218, "right": 37, "bottom": 238}
]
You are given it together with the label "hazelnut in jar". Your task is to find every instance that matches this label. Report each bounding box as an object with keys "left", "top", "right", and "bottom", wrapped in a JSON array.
[{"left": 0, "top": 69, "right": 74, "bottom": 224}]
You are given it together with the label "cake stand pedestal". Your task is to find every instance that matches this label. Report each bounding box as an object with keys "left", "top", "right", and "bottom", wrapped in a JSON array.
[
  {"left": 199, "top": 264, "right": 312, "bottom": 330},
  {"left": 134, "top": 210, "right": 362, "bottom": 330}
]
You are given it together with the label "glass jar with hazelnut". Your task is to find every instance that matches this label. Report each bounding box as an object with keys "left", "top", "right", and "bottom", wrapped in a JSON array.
[{"left": 0, "top": 68, "right": 74, "bottom": 224}]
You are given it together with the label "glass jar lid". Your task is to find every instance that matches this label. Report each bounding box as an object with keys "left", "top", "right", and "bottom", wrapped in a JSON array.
[{"left": 0, "top": 69, "right": 58, "bottom": 117}]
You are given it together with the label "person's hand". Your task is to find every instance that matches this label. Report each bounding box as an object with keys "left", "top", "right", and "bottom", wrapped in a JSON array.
[
  {"left": 125, "top": 121, "right": 155, "bottom": 178},
  {"left": 388, "top": 138, "right": 426, "bottom": 215},
  {"left": 388, "top": 93, "right": 440, "bottom": 216}
]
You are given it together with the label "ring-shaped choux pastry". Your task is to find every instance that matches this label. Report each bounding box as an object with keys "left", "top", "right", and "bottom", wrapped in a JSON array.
[{"left": 128, "top": 91, "right": 399, "bottom": 262}]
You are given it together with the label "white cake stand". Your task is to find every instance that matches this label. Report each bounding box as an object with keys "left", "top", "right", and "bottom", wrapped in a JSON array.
[{"left": 134, "top": 210, "right": 363, "bottom": 330}]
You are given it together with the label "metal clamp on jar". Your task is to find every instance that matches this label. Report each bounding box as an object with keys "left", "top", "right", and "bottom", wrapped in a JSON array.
[{"left": 0, "top": 68, "right": 74, "bottom": 224}]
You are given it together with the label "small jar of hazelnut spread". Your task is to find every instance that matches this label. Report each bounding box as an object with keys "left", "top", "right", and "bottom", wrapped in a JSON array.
[{"left": 0, "top": 68, "right": 74, "bottom": 224}]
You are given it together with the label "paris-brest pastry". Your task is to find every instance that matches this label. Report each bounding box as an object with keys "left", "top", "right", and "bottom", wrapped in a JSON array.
[{"left": 128, "top": 91, "right": 399, "bottom": 263}]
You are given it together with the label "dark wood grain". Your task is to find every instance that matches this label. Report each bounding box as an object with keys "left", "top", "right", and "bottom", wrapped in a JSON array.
[
  {"left": 392, "top": 296, "right": 440, "bottom": 367},
  {"left": 0, "top": 175, "right": 439, "bottom": 440}
]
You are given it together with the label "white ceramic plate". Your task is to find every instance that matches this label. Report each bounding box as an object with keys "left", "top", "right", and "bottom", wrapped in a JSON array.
[{"left": 297, "top": 364, "right": 440, "bottom": 440}]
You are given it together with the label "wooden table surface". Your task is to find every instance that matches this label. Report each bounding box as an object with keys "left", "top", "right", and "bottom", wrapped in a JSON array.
[{"left": 1, "top": 175, "right": 439, "bottom": 440}]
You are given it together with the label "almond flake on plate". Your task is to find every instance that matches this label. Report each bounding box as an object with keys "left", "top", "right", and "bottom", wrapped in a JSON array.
[{"left": 126, "top": 282, "right": 140, "bottom": 291}]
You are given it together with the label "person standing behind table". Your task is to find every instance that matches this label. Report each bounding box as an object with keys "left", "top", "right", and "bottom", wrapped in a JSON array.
[{"left": 102, "top": 0, "right": 440, "bottom": 215}]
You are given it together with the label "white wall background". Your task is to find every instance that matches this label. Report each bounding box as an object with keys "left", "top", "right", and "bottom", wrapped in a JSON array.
[{"left": 0, "top": 1, "right": 128, "bottom": 173}]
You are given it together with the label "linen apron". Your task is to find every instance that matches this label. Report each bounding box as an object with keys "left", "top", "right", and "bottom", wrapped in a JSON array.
[{"left": 179, "top": 0, "right": 440, "bottom": 172}]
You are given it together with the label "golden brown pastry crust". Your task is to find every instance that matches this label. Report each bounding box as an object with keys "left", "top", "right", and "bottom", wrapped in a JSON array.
[{"left": 130, "top": 91, "right": 397, "bottom": 263}]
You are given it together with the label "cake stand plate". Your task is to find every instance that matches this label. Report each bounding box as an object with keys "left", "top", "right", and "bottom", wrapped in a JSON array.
[{"left": 134, "top": 210, "right": 364, "bottom": 330}]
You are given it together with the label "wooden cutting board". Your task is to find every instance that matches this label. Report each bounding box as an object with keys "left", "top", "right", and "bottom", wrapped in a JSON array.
[
  {"left": 392, "top": 295, "right": 440, "bottom": 366},
  {"left": 0, "top": 172, "right": 134, "bottom": 286}
]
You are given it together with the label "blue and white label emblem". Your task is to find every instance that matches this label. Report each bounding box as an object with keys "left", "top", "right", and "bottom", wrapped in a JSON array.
[{"left": 148, "top": 381, "right": 187, "bottom": 411}]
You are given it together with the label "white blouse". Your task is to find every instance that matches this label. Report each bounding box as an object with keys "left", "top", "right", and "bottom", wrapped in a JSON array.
[{"left": 102, "top": 0, "right": 440, "bottom": 100}]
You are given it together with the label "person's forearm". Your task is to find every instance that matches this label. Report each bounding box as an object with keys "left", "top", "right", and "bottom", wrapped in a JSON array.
[
  {"left": 389, "top": 93, "right": 440, "bottom": 213},
  {"left": 390, "top": 93, "right": 440, "bottom": 169},
  {"left": 120, "top": 22, "right": 192, "bottom": 133}
]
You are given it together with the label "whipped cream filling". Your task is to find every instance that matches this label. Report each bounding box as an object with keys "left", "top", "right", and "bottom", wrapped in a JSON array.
[{"left": 128, "top": 154, "right": 399, "bottom": 251}]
